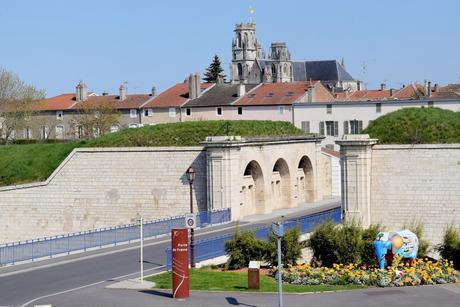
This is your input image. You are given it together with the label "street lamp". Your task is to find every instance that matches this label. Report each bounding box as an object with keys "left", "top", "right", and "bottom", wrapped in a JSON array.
[
  {"left": 186, "top": 166, "right": 196, "bottom": 268},
  {"left": 136, "top": 213, "right": 144, "bottom": 283}
]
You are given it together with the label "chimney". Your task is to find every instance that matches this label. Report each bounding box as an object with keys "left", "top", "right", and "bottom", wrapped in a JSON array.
[
  {"left": 119, "top": 84, "right": 127, "bottom": 101},
  {"left": 424, "top": 80, "right": 428, "bottom": 96},
  {"left": 76, "top": 81, "right": 88, "bottom": 102},
  {"left": 194, "top": 73, "right": 201, "bottom": 98},
  {"left": 188, "top": 73, "right": 201, "bottom": 99},
  {"left": 151, "top": 86, "right": 156, "bottom": 96},
  {"left": 427, "top": 81, "right": 432, "bottom": 97},
  {"left": 434, "top": 83, "right": 439, "bottom": 93},
  {"left": 237, "top": 82, "right": 246, "bottom": 97},
  {"left": 357, "top": 81, "right": 362, "bottom": 91},
  {"left": 344, "top": 89, "right": 350, "bottom": 101},
  {"left": 307, "top": 85, "right": 315, "bottom": 103},
  {"left": 390, "top": 88, "right": 394, "bottom": 96},
  {"left": 380, "top": 83, "right": 386, "bottom": 91},
  {"left": 102, "top": 92, "right": 109, "bottom": 96}
]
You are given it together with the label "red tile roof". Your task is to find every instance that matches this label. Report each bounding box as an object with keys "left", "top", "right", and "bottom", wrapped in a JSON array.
[
  {"left": 142, "top": 83, "right": 214, "bottom": 108},
  {"left": 71, "top": 95, "right": 152, "bottom": 110},
  {"left": 34, "top": 94, "right": 77, "bottom": 111},
  {"left": 235, "top": 81, "right": 316, "bottom": 106}
]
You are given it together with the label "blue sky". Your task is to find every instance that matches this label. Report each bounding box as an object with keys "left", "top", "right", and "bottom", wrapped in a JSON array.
[{"left": 1, "top": 0, "right": 459, "bottom": 97}]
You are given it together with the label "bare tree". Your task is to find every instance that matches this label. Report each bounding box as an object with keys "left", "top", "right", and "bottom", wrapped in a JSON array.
[
  {"left": 69, "top": 100, "right": 120, "bottom": 140},
  {"left": 0, "top": 68, "right": 45, "bottom": 143}
]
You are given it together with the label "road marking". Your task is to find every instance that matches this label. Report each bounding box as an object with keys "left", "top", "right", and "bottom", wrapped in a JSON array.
[{"left": 20, "top": 265, "right": 166, "bottom": 307}]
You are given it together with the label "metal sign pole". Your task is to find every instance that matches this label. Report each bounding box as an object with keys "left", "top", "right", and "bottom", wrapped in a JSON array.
[
  {"left": 140, "top": 217, "right": 144, "bottom": 283},
  {"left": 277, "top": 235, "right": 283, "bottom": 307}
]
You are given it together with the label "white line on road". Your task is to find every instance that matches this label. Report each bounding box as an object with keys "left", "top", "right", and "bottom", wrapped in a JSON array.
[{"left": 20, "top": 265, "right": 167, "bottom": 307}]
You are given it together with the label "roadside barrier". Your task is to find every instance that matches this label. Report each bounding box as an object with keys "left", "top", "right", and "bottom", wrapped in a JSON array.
[
  {"left": 165, "top": 206, "right": 341, "bottom": 267},
  {"left": 0, "top": 208, "right": 231, "bottom": 266}
]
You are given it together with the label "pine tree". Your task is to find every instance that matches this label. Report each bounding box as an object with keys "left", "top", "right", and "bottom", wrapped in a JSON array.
[{"left": 203, "top": 55, "right": 226, "bottom": 83}]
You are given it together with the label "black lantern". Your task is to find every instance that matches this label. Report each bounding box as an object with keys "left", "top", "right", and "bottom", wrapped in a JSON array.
[{"left": 186, "top": 166, "right": 195, "bottom": 184}]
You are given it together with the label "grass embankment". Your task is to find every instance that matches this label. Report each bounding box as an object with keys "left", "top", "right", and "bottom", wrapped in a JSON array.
[
  {"left": 145, "top": 269, "right": 365, "bottom": 293},
  {"left": 0, "top": 120, "right": 304, "bottom": 186},
  {"left": 364, "top": 107, "right": 460, "bottom": 144}
]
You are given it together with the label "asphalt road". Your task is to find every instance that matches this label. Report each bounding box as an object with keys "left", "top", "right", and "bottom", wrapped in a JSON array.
[
  {"left": 31, "top": 281, "right": 460, "bottom": 307},
  {"left": 0, "top": 200, "right": 340, "bottom": 306}
]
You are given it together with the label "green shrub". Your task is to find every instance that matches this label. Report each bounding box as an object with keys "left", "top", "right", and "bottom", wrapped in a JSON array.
[
  {"left": 437, "top": 225, "right": 460, "bottom": 270},
  {"left": 334, "top": 221, "right": 364, "bottom": 265},
  {"left": 361, "top": 224, "right": 384, "bottom": 267},
  {"left": 363, "top": 107, "right": 460, "bottom": 144},
  {"left": 309, "top": 221, "right": 384, "bottom": 267},
  {"left": 308, "top": 221, "right": 339, "bottom": 267},
  {"left": 224, "top": 230, "right": 267, "bottom": 270},
  {"left": 265, "top": 226, "right": 302, "bottom": 266}
]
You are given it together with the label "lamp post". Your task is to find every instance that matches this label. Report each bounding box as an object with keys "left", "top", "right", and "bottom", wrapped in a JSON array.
[
  {"left": 186, "top": 166, "right": 196, "bottom": 268},
  {"left": 136, "top": 213, "right": 144, "bottom": 283}
]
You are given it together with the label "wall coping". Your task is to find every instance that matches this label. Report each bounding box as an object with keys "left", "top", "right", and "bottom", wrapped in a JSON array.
[
  {"left": 202, "top": 135, "right": 324, "bottom": 148},
  {"left": 293, "top": 98, "right": 460, "bottom": 107},
  {"left": 0, "top": 146, "right": 206, "bottom": 192},
  {"left": 373, "top": 144, "right": 460, "bottom": 150}
]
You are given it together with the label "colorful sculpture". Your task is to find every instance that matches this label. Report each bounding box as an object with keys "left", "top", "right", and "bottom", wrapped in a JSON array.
[{"left": 373, "top": 230, "right": 419, "bottom": 269}]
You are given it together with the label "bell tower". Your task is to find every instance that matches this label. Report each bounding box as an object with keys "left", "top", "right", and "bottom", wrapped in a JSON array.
[{"left": 231, "top": 23, "right": 263, "bottom": 83}]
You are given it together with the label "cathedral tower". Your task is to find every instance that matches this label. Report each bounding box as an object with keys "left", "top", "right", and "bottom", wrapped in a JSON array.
[
  {"left": 231, "top": 23, "right": 264, "bottom": 83},
  {"left": 269, "top": 42, "right": 293, "bottom": 83}
]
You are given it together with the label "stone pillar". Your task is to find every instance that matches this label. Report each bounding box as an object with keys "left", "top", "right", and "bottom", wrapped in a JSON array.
[
  {"left": 314, "top": 140, "right": 323, "bottom": 202},
  {"left": 336, "top": 135, "right": 377, "bottom": 227},
  {"left": 203, "top": 136, "right": 242, "bottom": 220}
]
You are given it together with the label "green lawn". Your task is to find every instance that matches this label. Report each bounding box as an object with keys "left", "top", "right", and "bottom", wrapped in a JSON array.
[
  {"left": 0, "top": 120, "right": 304, "bottom": 187},
  {"left": 145, "top": 269, "right": 365, "bottom": 293}
]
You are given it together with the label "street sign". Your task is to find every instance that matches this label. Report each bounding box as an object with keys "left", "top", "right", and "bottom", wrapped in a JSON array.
[
  {"left": 272, "top": 222, "right": 284, "bottom": 237},
  {"left": 171, "top": 229, "right": 189, "bottom": 298},
  {"left": 185, "top": 213, "right": 196, "bottom": 229}
]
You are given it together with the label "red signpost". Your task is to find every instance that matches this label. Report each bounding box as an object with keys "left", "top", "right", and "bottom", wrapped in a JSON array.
[{"left": 171, "top": 228, "right": 189, "bottom": 299}]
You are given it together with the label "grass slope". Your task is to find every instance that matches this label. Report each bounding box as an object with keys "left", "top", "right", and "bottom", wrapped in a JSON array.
[
  {"left": 364, "top": 107, "right": 460, "bottom": 144},
  {"left": 0, "top": 121, "right": 303, "bottom": 186},
  {"left": 145, "top": 269, "right": 365, "bottom": 293}
]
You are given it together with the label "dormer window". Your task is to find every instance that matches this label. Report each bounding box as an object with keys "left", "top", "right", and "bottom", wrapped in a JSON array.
[
  {"left": 266, "top": 92, "right": 275, "bottom": 98},
  {"left": 56, "top": 111, "right": 64, "bottom": 120},
  {"left": 286, "top": 91, "right": 294, "bottom": 97},
  {"left": 248, "top": 94, "right": 256, "bottom": 98}
]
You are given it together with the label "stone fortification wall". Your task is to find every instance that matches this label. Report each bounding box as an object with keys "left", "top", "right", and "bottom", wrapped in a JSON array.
[
  {"left": 370, "top": 144, "right": 460, "bottom": 245},
  {"left": 0, "top": 147, "right": 207, "bottom": 243},
  {"left": 338, "top": 135, "right": 460, "bottom": 247}
]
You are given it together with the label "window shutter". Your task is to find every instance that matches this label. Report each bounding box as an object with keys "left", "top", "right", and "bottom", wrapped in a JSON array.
[
  {"left": 301, "top": 121, "right": 310, "bottom": 133},
  {"left": 358, "top": 121, "right": 363, "bottom": 133},
  {"left": 319, "top": 122, "right": 325, "bottom": 136},
  {"left": 334, "top": 121, "right": 339, "bottom": 137},
  {"left": 343, "top": 121, "right": 349, "bottom": 135}
]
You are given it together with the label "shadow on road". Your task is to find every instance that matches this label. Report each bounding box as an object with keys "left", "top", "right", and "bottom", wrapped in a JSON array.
[
  {"left": 140, "top": 289, "right": 173, "bottom": 299},
  {"left": 225, "top": 296, "right": 258, "bottom": 307}
]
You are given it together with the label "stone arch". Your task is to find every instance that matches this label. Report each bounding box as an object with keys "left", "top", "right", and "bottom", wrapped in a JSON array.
[
  {"left": 272, "top": 158, "right": 291, "bottom": 209},
  {"left": 243, "top": 32, "right": 248, "bottom": 48},
  {"left": 242, "top": 160, "right": 265, "bottom": 215},
  {"left": 237, "top": 33, "right": 242, "bottom": 48},
  {"left": 297, "top": 156, "right": 314, "bottom": 202}
]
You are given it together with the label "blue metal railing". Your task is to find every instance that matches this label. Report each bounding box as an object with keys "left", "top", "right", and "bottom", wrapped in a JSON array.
[
  {"left": 0, "top": 208, "right": 231, "bottom": 266},
  {"left": 165, "top": 206, "right": 341, "bottom": 267}
]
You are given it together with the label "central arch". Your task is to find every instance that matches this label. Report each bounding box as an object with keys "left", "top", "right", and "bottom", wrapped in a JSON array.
[
  {"left": 272, "top": 158, "right": 291, "bottom": 209},
  {"left": 297, "top": 156, "right": 314, "bottom": 202},
  {"left": 242, "top": 160, "right": 265, "bottom": 215}
]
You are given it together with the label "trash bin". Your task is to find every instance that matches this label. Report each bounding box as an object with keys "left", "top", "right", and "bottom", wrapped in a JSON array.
[{"left": 248, "top": 261, "right": 261, "bottom": 290}]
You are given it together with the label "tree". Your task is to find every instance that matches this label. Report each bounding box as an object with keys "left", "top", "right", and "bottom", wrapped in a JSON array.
[
  {"left": 69, "top": 100, "right": 120, "bottom": 140},
  {"left": 0, "top": 68, "right": 45, "bottom": 143},
  {"left": 203, "top": 55, "right": 226, "bottom": 83}
]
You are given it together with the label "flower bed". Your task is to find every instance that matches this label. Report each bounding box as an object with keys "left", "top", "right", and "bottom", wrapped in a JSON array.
[{"left": 276, "top": 259, "right": 457, "bottom": 287}]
